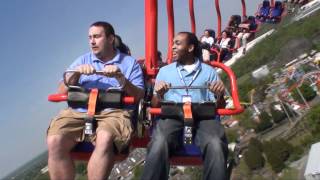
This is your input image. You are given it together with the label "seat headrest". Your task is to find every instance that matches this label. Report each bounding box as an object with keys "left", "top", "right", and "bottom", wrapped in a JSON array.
[{"left": 263, "top": 0, "right": 270, "bottom": 7}]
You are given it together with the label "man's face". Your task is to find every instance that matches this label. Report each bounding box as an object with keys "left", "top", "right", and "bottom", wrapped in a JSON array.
[
  {"left": 222, "top": 31, "right": 227, "bottom": 38},
  {"left": 204, "top": 31, "right": 210, "bottom": 37},
  {"left": 172, "top": 33, "right": 192, "bottom": 61},
  {"left": 88, "top": 26, "right": 113, "bottom": 57}
]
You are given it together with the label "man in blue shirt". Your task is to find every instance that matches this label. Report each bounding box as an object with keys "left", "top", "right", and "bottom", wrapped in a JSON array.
[
  {"left": 47, "top": 21, "right": 144, "bottom": 180},
  {"left": 141, "top": 32, "right": 228, "bottom": 180}
]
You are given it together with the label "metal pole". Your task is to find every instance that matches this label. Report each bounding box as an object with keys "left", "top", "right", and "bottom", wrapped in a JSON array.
[
  {"left": 241, "top": 0, "right": 247, "bottom": 19},
  {"left": 166, "top": 0, "right": 174, "bottom": 64},
  {"left": 214, "top": 0, "right": 221, "bottom": 38},
  {"left": 145, "top": 0, "right": 158, "bottom": 76},
  {"left": 279, "top": 98, "right": 293, "bottom": 125},
  {"left": 189, "top": 0, "right": 196, "bottom": 34}
]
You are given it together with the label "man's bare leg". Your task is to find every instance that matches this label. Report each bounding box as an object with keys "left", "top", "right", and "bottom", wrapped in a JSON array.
[
  {"left": 47, "top": 135, "right": 77, "bottom": 180},
  {"left": 87, "top": 130, "right": 114, "bottom": 180}
]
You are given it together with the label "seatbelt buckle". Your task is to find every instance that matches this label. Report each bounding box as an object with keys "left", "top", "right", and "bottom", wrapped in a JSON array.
[
  {"left": 182, "top": 102, "right": 194, "bottom": 145},
  {"left": 84, "top": 116, "right": 95, "bottom": 135},
  {"left": 184, "top": 126, "right": 193, "bottom": 145}
]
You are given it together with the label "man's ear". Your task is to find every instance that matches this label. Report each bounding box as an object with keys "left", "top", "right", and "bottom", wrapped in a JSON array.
[
  {"left": 188, "top": 44, "right": 194, "bottom": 53},
  {"left": 108, "top": 34, "right": 115, "bottom": 45}
]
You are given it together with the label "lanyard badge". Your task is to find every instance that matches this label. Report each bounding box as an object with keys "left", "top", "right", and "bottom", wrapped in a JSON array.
[{"left": 182, "top": 95, "right": 192, "bottom": 103}]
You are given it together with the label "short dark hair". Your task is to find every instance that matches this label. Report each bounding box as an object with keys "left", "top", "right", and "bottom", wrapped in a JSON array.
[
  {"left": 205, "top": 29, "right": 215, "bottom": 38},
  {"left": 178, "top": 32, "right": 202, "bottom": 58},
  {"left": 90, "top": 21, "right": 115, "bottom": 37},
  {"left": 222, "top": 30, "right": 231, "bottom": 37}
]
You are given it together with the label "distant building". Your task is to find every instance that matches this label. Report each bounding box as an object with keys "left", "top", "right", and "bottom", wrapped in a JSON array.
[
  {"left": 252, "top": 65, "right": 270, "bottom": 79},
  {"left": 294, "top": 0, "right": 320, "bottom": 21},
  {"left": 40, "top": 166, "right": 48, "bottom": 174},
  {"left": 304, "top": 142, "right": 320, "bottom": 180}
]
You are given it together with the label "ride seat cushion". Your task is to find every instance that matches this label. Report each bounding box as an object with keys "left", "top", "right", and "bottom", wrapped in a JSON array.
[
  {"left": 47, "top": 108, "right": 133, "bottom": 152},
  {"left": 260, "top": 7, "right": 270, "bottom": 17},
  {"left": 270, "top": 8, "right": 282, "bottom": 17}
]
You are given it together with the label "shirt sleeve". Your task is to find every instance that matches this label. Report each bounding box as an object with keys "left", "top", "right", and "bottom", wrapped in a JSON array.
[
  {"left": 153, "top": 67, "right": 165, "bottom": 95},
  {"left": 209, "top": 37, "right": 214, "bottom": 46},
  {"left": 67, "top": 56, "right": 84, "bottom": 71},
  {"left": 59, "top": 56, "right": 84, "bottom": 82},
  {"left": 127, "top": 60, "right": 145, "bottom": 89}
]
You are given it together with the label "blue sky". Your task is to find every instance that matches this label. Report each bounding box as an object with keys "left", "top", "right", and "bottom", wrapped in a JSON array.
[{"left": 0, "top": 0, "right": 261, "bottom": 177}]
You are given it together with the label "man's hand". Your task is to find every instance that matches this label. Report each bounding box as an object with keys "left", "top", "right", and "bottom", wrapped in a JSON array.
[
  {"left": 103, "top": 65, "right": 123, "bottom": 77},
  {"left": 208, "top": 81, "right": 225, "bottom": 96},
  {"left": 103, "top": 65, "right": 126, "bottom": 87},
  {"left": 154, "top": 81, "right": 171, "bottom": 97},
  {"left": 76, "top": 64, "right": 96, "bottom": 74}
]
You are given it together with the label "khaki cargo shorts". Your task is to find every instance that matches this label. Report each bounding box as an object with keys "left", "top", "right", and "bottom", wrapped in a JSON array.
[{"left": 47, "top": 108, "right": 133, "bottom": 152}]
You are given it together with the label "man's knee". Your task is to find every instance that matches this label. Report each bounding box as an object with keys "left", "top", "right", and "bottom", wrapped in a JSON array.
[
  {"left": 47, "top": 135, "right": 75, "bottom": 156},
  {"left": 148, "top": 130, "right": 170, "bottom": 155},
  {"left": 208, "top": 137, "right": 224, "bottom": 152},
  {"left": 148, "top": 119, "right": 181, "bottom": 155},
  {"left": 201, "top": 136, "right": 227, "bottom": 156},
  {"left": 95, "top": 130, "right": 114, "bottom": 153}
]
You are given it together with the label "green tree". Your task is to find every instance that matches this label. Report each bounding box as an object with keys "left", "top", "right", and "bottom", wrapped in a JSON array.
[
  {"left": 300, "top": 64, "right": 315, "bottom": 73},
  {"left": 263, "top": 139, "right": 292, "bottom": 173},
  {"left": 226, "top": 128, "right": 238, "bottom": 143},
  {"left": 237, "top": 109, "right": 256, "bottom": 130},
  {"left": 249, "top": 138, "right": 263, "bottom": 152},
  {"left": 279, "top": 168, "right": 299, "bottom": 180},
  {"left": 244, "top": 145, "right": 265, "bottom": 170},
  {"left": 237, "top": 74, "right": 256, "bottom": 102},
  {"left": 269, "top": 103, "right": 286, "bottom": 123},
  {"left": 256, "top": 111, "right": 273, "bottom": 132},
  {"left": 304, "top": 104, "right": 320, "bottom": 134},
  {"left": 184, "top": 167, "right": 203, "bottom": 180},
  {"left": 292, "top": 83, "right": 316, "bottom": 103},
  {"left": 132, "top": 165, "right": 144, "bottom": 180},
  {"left": 75, "top": 162, "right": 87, "bottom": 175}
]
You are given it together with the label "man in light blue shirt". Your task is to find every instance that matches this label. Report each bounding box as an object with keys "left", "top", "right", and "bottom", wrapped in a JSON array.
[
  {"left": 142, "top": 32, "right": 228, "bottom": 180},
  {"left": 154, "top": 55, "right": 218, "bottom": 103},
  {"left": 47, "top": 21, "right": 144, "bottom": 180}
]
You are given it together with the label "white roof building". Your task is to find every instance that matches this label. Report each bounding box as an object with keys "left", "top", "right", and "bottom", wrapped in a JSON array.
[
  {"left": 304, "top": 142, "right": 320, "bottom": 180},
  {"left": 252, "top": 65, "right": 270, "bottom": 79}
]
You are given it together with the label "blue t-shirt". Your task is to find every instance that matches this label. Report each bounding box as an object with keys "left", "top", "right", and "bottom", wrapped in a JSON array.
[
  {"left": 66, "top": 50, "right": 144, "bottom": 112},
  {"left": 155, "top": 60, "right": 219, "bottom": 103}
]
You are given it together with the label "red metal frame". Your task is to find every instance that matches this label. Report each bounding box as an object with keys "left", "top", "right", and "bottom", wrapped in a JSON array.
[
  {"left": 48, "top": 94, "right": 135, "bottom": 104},
  {"left": 166, "top": 0, "right": 174, "bottom": 64},
  {"left": 71, "top": 152, "right": 128, "bottom": 162},
  {"left": 215, "top": 0, "right": 222, "bottom": 38},
  {"left": 241, "top": 0, "right": 247, "bottom": 18},
  {"left": 210, "top": 47, "right": 221, "bottom": 63},
  {"left": 271, "top": 0, "right": 275, "bottom": 7},
  {"left": 189, "top": 0, "right": 196, "bottom": 34},
  {"left": 145, "top": 0, "right": 158, "bottom": 76},
  {"left": 211, "top": 62, "right": 243, "bottom": 115}
]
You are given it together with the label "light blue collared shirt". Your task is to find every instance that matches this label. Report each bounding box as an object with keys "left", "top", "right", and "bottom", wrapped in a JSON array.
[
  {"left": 66, "top": 50, "right": 144, "bottom": 112},
  {"left": 155, "top": 59, "right": 219, "bottom": 103}
]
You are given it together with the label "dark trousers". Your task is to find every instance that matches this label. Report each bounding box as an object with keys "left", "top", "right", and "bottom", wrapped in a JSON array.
[{"left": 141, "top": 118, "right": 228, "bottom": 180}]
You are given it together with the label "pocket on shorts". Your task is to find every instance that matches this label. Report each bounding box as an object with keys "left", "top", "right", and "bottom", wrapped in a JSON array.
[
  {"left": 47, "top": 108, "right": 85, "bottom": 137},
  {"left": 113, "top": 110, "right": 134, "bottom": 151}
]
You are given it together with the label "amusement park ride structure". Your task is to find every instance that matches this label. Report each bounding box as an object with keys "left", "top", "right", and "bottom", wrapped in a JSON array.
[{"left": 48, "top": 0, "right": 245, "bottom": 167}]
